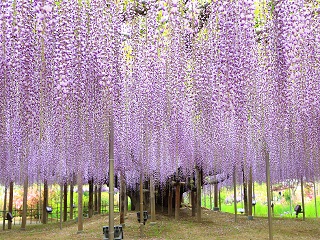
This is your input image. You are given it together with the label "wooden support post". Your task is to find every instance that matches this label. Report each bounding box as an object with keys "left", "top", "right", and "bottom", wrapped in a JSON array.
[
  {"left": 213, "top": 183, "right": 219, "bottom": 211},
  {"left": 190, "top": 189, "right": 197, "bottom": 217},
  {"left": 243, "top": 169, "right": 248, "bottom": 216},
  {"left": 42, "top": 180, "right": 48, "bottom": 224},
  {"left": 120, "top": 172, "right": 125, "bottom": 225},
  {"left": 60, "top": 183, "right": 63, "bottom": 230},
  {"left": 21, "top": 177, "right": 28, "bottom": 230},
  {"left": 196, "top": 167, "right": 201, "bottom": 222},
  {"left": 2, "top": 185, "right": 7, "bottom": 230},
  {"left": 70, "top": 181, "right": 74, "bottom": 220},
  {"left": 109, "top": 115, "right": 115, "bottom": 240},
  {"left": 248, "top": 166, "right": 253, "bottom": 220},
  {"left": 63, "top": 182, "right": 68, "bottom": 222},
  {"left": 233, "top": 166, "right": 237, "bottom": 222},
  {"left": 77, "top": 172, "right": 83, "bottom": 233},
  {"left": 219, "top": 188, "right": 221, "bottom": 211},
  {"left": 88, "top": 178, "right": 94, "bottom": 218},
  {"left": 301, "top": 176, "right": 305, "bottom": 221},
  {"left": 168, "top": 186, "right": 173, "bottom": 216},
  {"left": 94, "top": 185, "right": 98, "bottom": 213},
  {"left": 253, "top": 181, "right": 256, "bottom": 216},
  {"left": 139, "top": 173, "right": 144, "bottom": 238},
  {"left": 209, "top": 185, "right": 212, "bottom": 210},
  {"left": 204, "top": 188, "right": 207, "bottom": 209},
  {"left": 314, "top": 181, "right": 317, "bottom": 218},
  {"left": 150, "top": 175, "right": 156, "bottom": 223},
  {"left": 175, "top": 183, "right": 181, "bottom": 220},
  {"left": 8, "top": 182, "right": 13, "bottom": 229},
  {"left": 265, "top": 149, "right": 273, "bottom": 240},
  {"left": 98, "top": 185, "right": 102, "bottom": 214}
]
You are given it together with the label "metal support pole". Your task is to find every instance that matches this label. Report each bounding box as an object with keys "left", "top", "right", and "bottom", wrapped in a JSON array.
[
  {"left": 77, "top": 172, "right": 83, "bottom": 233},
  {"left": 314, "top": 181, "right": 318, "bottom": 218},
  {"left": 21, "top": 177, "right": 28, "bottom": 230},
  {"left": 175, "top": 183, "right": 181, "bottom": 220},
  {"left": 196, "top": 167, "right": 201, "bottom": 222},
  {"left": 139, "top": 173, "right": 144, "bottom": 238},
  {"left": 109, "top": 115, "right": 115, "bottom": 240},
  {"left": 60, "top": 183, "right": 63, "bottom": 230},
  {"left": 265, "top": 150, "right": 273, "bottom": 240},
  {"left": 2, "top": 186, "right": 7, "bottom": 230},
  {"left": 233, "top": 166, "right": 237, "bottom": 222},
  {"left": 301, "top": 176, "right": 305, "bottom": 221},
  {"left": 8, "top": 182, "right": 13, "bottom": 229},
  {"left": 248, "top": 166, "right": 253, "bottom": 220},
  {"left": 150, "top": 175, "right": 156, "bottom": 223}
]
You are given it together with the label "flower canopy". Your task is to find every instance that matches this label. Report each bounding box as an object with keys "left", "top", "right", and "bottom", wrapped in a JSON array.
[{"left": 0, "top": 0, "right": 319, "bottom": 187}]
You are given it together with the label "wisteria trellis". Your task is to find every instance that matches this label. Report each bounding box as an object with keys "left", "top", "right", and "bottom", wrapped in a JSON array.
[{"left": 0, "top": 0, "right": 319, "bottom": 188}]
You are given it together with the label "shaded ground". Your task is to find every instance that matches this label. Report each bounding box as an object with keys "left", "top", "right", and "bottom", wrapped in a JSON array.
[{"left": 1, "top": 207, "right": 320, "bottom": 240}]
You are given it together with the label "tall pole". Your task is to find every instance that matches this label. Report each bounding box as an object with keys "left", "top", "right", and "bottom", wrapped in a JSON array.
[
  {"left": 63, "top": 182, "right": 68, "bottom": 221},
  {"left": 233, "top": 166, "right": 237, "bottom": 222},
  {"left": 150, "top": 175, "right": 156, "bottom": 223},
  {"left": 77, "top": 171, "right": 83, "bottom": 233},
  {"left": 42, "top": 180, "right": 48, "bottom": 224},
  {"left": 196, "top": 167, "right": 201, "bottom": 222},
  {"left": 175, "top": 183, "right": 181, "bottom": 220},
  {"left": 70, "top": 180, "right": 74, "bottom": 220},
  {"left": 21, "top": 177, "right": 28, "bottom": 230},
  {"left": 314, "top": 181, "right": 318, "bottom": 218},
  {"left": 209, "top": 184, "right": 212, "bottom": 210},
  {"left": 139, "top": 173, "right": 144, "bottom": 238},
  {"left": 2, "top": 185, "right": 7, "bottom": 230},
  {"left": 301, "top": 176, "right": 305, "bottom": 221},
  {"left": 8, "top": 182, "right": 13, "bottom": 229},
  {"left": 213, "top": 183, "right": 219, "bottom": 211},
  {"left": 60, "top": 183, "right": 63, "bottom": 230},
  {"left": 248, "top": 166, "right": 253, "bottom": 220},
  {"left": 109, "top": 115, "right": 115, "bottom": 240},
  {"left": 168, "top": 185, "right": 172, "bottom": 216},
  {"left": 120, "top": 172, "right": 126, "bottom": 225},
  {"left": 265, "top": 149, "right": 273, "bottom": 240}
]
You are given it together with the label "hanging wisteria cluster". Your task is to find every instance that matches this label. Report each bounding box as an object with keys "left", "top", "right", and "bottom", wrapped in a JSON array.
[{"left": 0, "top": 0, "right": 319, "bottom": 188}]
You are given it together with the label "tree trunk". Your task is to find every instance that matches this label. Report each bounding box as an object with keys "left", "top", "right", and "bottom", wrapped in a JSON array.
[
  {"left": 63, "top": 182, "right": 68, "bottom": 222},
  {"left": 42, "top": 180, "right": 48, "bottom": 224},
  {"left": 21, "top": 177, "right": 28, "bottom": 230},
  {"left": 88, "top": 178, "right": 94, "bottom": 218},
  {"left": 8, "top": 182, "right": 13, "bottom": 229}
]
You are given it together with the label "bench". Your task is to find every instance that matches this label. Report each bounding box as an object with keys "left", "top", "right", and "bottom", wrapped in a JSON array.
[{"left": 102, "top": 225, "right": 123, "bottom": 240}]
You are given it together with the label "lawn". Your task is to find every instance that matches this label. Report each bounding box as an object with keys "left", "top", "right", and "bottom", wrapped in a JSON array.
[{"left": 1, "top": 207, "right": 320, "bottom": 240}]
